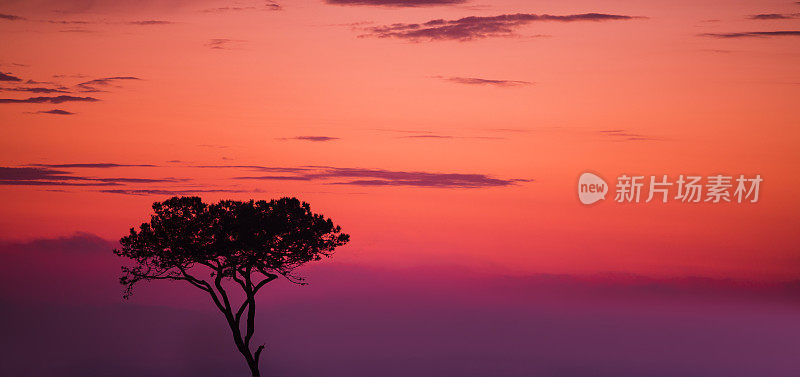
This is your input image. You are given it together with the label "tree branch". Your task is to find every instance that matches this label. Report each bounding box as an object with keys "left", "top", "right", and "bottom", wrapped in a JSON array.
[
  {"left": 234, "top": 294, "right": 250, "bottom": 325},
  {"left": 176, "top": 265, "right": 212, "bottom": 292},
  {"left": 244, "top": 290, "right": 256, "bottom": 346},
  {"left": 253, "top": 274, "right": 278, "bottom": 292},
  {"left": 213, "top": 270, "right": 233, "bottom": 313},
  {"left": 232, "top": 270, "right": 251, "bottom": 325},
  {"left": 254, "top": 344, "right": 265, "bottom": 364}
]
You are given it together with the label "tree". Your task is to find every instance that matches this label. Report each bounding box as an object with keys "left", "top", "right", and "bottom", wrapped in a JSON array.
[{"left": 113, "top": 196, "right": 349, "bottom": 377}]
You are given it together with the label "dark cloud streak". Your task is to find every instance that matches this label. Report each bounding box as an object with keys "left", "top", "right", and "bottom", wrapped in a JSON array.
[
  {"left": 33, "top": 163, "right": 157, "bottom": 168},
  {"left": 0, "top": 72, "right": 23, "bottom": 82},
  {"left": 747, "top": 13, "right": 799, "bottom": 20},
  {"left": 1, "top": 87, "right": 70, "bottom": 93},
  {"left": 59, "top": 28, "right": 95, "bottom": 33},
  {"left": 128, "top": 20, "right": 174, "bottom": 25},
  {"left": 0, "top": 13, "right": 25, "bottom": 21},
  {"left": 205, "top": 39, "right": 245, "bottom": 49},
  {"left": 5, "top": 163, "right": 525, "bottom": 190},
  {"left": 598, "top": 130, "right": 661, "bottom": 141},
  {"left": 235, "top": 166, "right": 528, "bottom": 188},
  {"left": 192, "top": 165, "right": 310, "bottom": 173},
  {"left": 278, "top": 136, "right": 340, "bottom": 142},
  {"left": 436, "top": 76, "right": 533, "bottom": 87},
  {"left": 326, "top": 0, "right": 465, "bottom": 7},
  {"left": 700, "top": 31, "right": 800, "bottom": 38},
  {"left": 361, "top": 13, "right": 641, "bottom": 41},
  {"left": 400, "top": 134, "right": 503, "bottom": 140},
  {"left": 34, "top": 109, "right": 75, "bottom": 115},
  {"left": 99, "top": 189, "right": 247, "bottom": 196},
  {"left": 0, "top": 167, "right": 115, "bottom": 186},
  {"left": 0, "top": 166, "right": 173, "bottom": 187},
  {"left": 76, "top": 76, "right": 140, "bottom": 92},
  {"left": 0, "top": 95, "right": 98, "bottom": 104}
]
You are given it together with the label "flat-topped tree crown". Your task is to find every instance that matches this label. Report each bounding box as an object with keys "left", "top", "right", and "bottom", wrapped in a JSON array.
[
  {"left": 115, "top": 196, "right": 349, "bottom": 297},
  {"left": 114, "top": 196, "right": 349, "bottom": 377}
]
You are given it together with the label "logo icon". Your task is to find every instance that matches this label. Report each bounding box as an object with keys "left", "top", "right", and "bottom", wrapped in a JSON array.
[{"left": 578, "top": 172, "right": 608, "bottom": 205}]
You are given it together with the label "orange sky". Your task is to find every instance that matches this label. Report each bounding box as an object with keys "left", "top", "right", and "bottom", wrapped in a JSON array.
[{"left": 1, "top": 0, "right": 798, "bottom": 281}]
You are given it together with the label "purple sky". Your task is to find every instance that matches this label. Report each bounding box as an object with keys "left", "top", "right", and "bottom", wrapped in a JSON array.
[{"left": 1, "top": 233, "right": 799, "bottom": 377}]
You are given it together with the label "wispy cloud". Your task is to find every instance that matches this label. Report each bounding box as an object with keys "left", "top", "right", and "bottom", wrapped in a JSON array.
[
  {"left": 0, "top": 72, "right": 140, "bottom": 115},
  {"left": 0, "top": 95, "right": 99, "bottom": 104},
  {"left": 372, "top": 128, "right": 503, "bottom": 139},
  {"left": 92, "top": 177, "right": 182, "bottom": 183},
  {"left": 0, "top": 181, "right": 119, "bottom": 186},
  {"left": 100, "top": 188, "right": 249, "bottom": 196},
  {"left": 0, "top": 166, "right": 113, "bottom": 186},
  {"left": 701, "top": 48, "right": 735, "bottom": 54},
  {"left": 202, "top": 6, "right": 257, "bottom": 12},
  {"left": 6, "top": 163, "right": 527, "bottom": 190},
  {"left": 25, "top": 79, "right": 56, "bottom": 84},
  {"left": 76, "top": 76, "right": 140, "bottom": 92},
  {"left": 699, "top": 31, "right": 800, "bottom": 38},
  {"left": 598, "top": 129, "right": 661, "bottom": 141},
  {"left": 1, "top": 86, "right": 70, "bottom": 93},
  {"left": 45, "top": 20, "right": 91, "bottom": 24},
  {"left": 0, "top": 13, "right": 25, "bottom": 21},
  {"left": 33, "top": 109, "right": 75, "bottom": 115},
  {"left": 32, "top": 163, "right": 157, "bottom": 168},
  {"left": 360, "top": 13, "right": 641, "bottom": 41},
  {"left": 128, "top": 20, "right": 174, "bottom": 25},
  {"left": 435, "top": 75, "right": 533, "bottom": 87},
  {"left": 2, "top": 167, "right": 79, "bottom": 181},
  {"left": 265, "top": 1, "right": 282, "bottom": 10},
  {"left": 278, "top": 136, "right": 341, "bottom": 142},
  {"left": 206, "top": 38, "right": 245, "bottom": 49},
  {"left": 202, "top": 1, "right": 282, "bottom": 12},
  {"left": 0, "top": 166, "right": 177, "bottom": 186},
  {"left": 192, "top": 165, "right": 311, "bottom": 173},
  {"left": 59, "top": 27, "right": 95, "bottom": 33},
  {"left": 234, "top": 166, "right": 529, "bottom": 188},
  {"left": 53, "top": 74, "right": 88, "bottom": 79},
  {"left": 747, "top": 13, "right": 799, "bottom": 20},
  {"left": 326, "top": 0, "right": 465, "bottom": 7},
  {"left": 0, "top": 72, "right": 22, "bottom": 82}
]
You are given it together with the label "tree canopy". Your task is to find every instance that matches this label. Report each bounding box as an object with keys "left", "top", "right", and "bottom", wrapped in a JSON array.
[
  {"left": 113, "top": 196, "right": 349, "bottom": 376},
  {"left": 115, "top": 196, "right": 349, "bottom": 297}
]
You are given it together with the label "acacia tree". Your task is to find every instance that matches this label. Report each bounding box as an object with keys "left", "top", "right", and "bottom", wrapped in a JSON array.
[{"left": 114, "top": 196, "right": 349, "bottom": 377}]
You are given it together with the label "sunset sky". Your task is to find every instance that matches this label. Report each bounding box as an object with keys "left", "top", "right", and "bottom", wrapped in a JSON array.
[
  {"left": 2, "top": 1, "right": 800, "bottom": 376},
  {"left": 2, "top": 0, "right": 799, "bottom": 280},
  {"left": 2, "top": 0, "right": 799, "bottom": 282}
]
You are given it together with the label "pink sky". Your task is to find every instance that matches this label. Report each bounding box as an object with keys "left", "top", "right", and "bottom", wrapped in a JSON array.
[{"left": 1, "top": 0, "right": 799, "bottom": 281}]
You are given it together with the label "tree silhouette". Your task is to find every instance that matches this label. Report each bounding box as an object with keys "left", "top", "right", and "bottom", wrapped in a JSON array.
[{"left": 113, "top": 196, "right": 349, "bottom": 377}]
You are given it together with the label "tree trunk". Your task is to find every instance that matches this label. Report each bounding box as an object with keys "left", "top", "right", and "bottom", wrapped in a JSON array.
[
  {"left": 221, "top": 313, "right": 261, "bottom": 377},
  {"left": 232, "top": 331, "right": 261, "bottom": 377},
  {"left": 247, "top": 360, "right": 260, "bottom": 377}
]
